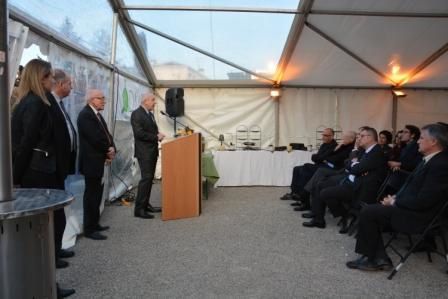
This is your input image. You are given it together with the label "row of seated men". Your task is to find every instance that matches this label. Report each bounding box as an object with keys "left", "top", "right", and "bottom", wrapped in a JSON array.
[{"left": 280, "top": 122, "right": 448, "bottom": 271}]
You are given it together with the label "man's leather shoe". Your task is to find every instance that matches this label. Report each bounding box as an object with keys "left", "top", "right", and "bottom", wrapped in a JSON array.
[
  {"left": 301, "top": 212, "right": 315, "bottom": 219},
  {"left": 85, "top": 231, "right": 107, "bottom": 240},
  {"left": 357, "top": 257, "right": 393, "bottom": 271},
  {"left": 302, "top": 220, "right": 326, "bottom": 228},
  {"left": 58, "top": 249, "right": 75, "bottom": 259},
  {"left": 346, "top": 256, "right": 368, "bottom": 269},
  {"left": 280, "top": 193, "right": 293, "bottom": 200},
  {"left": 135, "top": 211, "right": 155, "bottom": 219},
  {"left": 290, "top": 202, "right": 301, "bottom": 207},
  {"left": 339, "top": 216, "right": 349, "bottom": 234},
  {"left": 56, "top": 259, "right": 69, "bottom": 269},
  {"left": 294, "top": 204, "right": 310, "bottom": 211},
  {"left": 146, "top": 205, "right": 161, "bottom": 213},
  {"left": 95, "top": 224, "right": 110, "bottom": 232},
  {"left": 57, "top": 286, "right": 75, "bottom": 298}
]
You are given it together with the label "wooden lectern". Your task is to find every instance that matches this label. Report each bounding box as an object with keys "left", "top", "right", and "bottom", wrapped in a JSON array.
[{"left": 161, "top": 133, "right": 201, "bottom": 220}]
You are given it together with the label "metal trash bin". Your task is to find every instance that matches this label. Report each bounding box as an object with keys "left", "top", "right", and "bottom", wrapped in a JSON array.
[{"left": 0, "top": 189, "right": 73, "bottom": 299}]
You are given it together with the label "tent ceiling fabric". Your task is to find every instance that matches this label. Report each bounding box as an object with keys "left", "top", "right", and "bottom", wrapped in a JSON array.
[
  {"left": 282, "top": 26, "right": 388, "bottom": 86},
  {"left": 116, "top": 0, "right": 448, "bottom": 88},
  {"left": 406, "top": 52, "right": 448, "bottom": 87},
  {"left": 8, "top": 0, "right": 448, "bottom": 88},
  {"left": 307, "top": 15, "right": 448, "bottom": 86},
  {"left": 312, "top": 0, "right": 448, "bottom": 14}
]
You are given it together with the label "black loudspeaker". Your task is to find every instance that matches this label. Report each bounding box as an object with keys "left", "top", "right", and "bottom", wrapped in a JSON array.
[{"left": 165, "top": 88, "right": 184, "bottom": 117}]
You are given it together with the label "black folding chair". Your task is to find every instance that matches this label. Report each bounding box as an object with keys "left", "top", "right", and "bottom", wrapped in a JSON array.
[{"left": 384, "top": 200, "right": 448, "bottom": 280}]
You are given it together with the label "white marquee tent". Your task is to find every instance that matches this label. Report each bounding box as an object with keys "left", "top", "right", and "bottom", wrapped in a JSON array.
[{"left": 6, "top": 0, "right": 448, "bottom": 246}]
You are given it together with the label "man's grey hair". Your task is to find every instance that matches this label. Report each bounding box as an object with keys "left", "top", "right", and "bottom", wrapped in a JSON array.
[
  {"left": 53, "top": 69, "right": 68, "bottom": 83},
  {"left": 421, "top": 123, "right": 448, "bottom": 150}
]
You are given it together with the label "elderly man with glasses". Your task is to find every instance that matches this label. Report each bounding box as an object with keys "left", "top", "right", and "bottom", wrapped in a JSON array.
[{"left": 77, "top": 89, "right": 116, "bottom": 240}]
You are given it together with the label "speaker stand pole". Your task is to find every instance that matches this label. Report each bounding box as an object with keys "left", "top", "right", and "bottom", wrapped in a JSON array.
[{"left": 173, "top": 117, "right": 177, "bottom": 137}]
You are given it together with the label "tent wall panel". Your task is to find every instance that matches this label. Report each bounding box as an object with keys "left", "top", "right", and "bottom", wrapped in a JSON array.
[
  {"left": 279, "top": 88, "right": 392, "bottom": 147},
  {"left": 397, "top": 90, "right": 448, "bottom": 129}
]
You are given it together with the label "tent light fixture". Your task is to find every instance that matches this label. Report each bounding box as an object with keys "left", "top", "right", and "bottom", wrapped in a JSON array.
[
  {"left": 392, "top": 89, "right": 406, "bottom": 97},
  {"left": 270, "top": 84, "right": 281, "bottom": 98}
]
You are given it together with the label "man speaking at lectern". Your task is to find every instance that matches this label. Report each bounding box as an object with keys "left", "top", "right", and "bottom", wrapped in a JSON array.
[{"left": 131, "top": 93, "right": 166, "bottom": 219}]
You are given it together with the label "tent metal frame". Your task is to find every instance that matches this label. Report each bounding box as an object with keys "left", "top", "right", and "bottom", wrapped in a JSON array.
[
  {"left": 8, "top": 1, "right": 448, "bottom": 89},
  {"left": 113, "top": 1, "right": 448, "bottom": 89}
]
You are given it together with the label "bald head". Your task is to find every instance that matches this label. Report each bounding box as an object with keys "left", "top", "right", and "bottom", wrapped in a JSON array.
[
  {"left": 342, "top": 131, "right": 357, "bottom": 145},
  {"left": 86, "top": 89, "right": 106, "bottom": 111},
  {"left": 141, "top": 92, "right": 156, "bottom": 111}
]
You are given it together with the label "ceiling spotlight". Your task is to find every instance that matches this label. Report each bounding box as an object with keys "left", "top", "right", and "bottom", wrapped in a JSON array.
[
  {"left": 270, "top": 84, "right": 281, "bottom": 98},
  {"left": 392, "top": 89, "right": 406, "bottom": 97}
]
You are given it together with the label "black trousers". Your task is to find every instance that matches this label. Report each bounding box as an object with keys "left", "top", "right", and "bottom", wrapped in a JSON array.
[
  {"left": 355, "top": 204, "right": 394, "bottom": 259},
  {"left": 83, "top": 176, "right": 104, "bottom": 234},
  {"left": 312, "top": 181, "right": 354, "bottom": 222},
  {"left": 291, "top": 163, "right": 318, "bottom": 194},
  {"left": 134, "top": 157, "right": 158, "bottom": 213},
  {"left": 21, "top": 168, "right": 66, "bottom": 258},
  {"left": 309, "top": 173, "right": 343, "bottom": 218}
]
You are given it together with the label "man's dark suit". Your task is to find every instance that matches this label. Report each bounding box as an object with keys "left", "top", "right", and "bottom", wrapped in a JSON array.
[
  {"left": 130, "top": 106, "right": 160, "bottom": 214},
  {"left": 355, "top": 152, "right": 448, "bottom": 259},
  {"left": 77, "top": 105, "right": 114, "bottom": 235},
  {"left": 312, "top": 144, "right": 387, "bottom": 222},
  {"left": 290, "top": 140, "right": 338, "bottom": 195},
  {"left": 48, "top": 93, "right": 77, "bottom": 257}
]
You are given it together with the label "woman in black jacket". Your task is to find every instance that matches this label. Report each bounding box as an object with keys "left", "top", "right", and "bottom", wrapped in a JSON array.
[{"left": 11, "top": 59, "right": 57, "bottom": 188}]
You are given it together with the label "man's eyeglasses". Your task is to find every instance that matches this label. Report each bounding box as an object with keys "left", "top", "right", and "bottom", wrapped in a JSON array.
[
  {"left": 92, "top": 96, "right": 106, "bottom": 101},
  {"left": 322, "top": 134, "right": 332, "bottom": 137},
  {"left": 359, "top": 134, "right": 371, "bottom": 138}
]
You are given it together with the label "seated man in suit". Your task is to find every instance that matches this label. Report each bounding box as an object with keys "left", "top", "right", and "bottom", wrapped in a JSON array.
[
  {"left": 291, "top": 131, "right": 357, "bottom": 210},
  {"left": 346, "top": 123, "right": 448, "bottom": 271},
  {"left": 303, "top": 127, "right": 387, "bottom": 229},
  {"left": 280, "top": 128, "right": 337, "bottom": 206},
  {"left": 385, "top": 125, "right": 422, "bottom": 193}
]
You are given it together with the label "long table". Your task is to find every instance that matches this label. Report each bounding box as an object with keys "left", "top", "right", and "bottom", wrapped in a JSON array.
[{"left": 213, "top": 150, "right": 313, "bottom": 186}]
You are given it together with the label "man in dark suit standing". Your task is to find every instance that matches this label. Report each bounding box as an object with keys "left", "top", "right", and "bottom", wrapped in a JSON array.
[
  {"left": 77, "top": 89, "right": 115, "bottom": 240},
  {"left": 131, "top": 93, "right": 166, "bottom": 219},
  {"left": 48, "top": 69, "right": 77, "bottom": 269},
  {"left": 347, "top": 123, "right": 448, "bottom": 271}
]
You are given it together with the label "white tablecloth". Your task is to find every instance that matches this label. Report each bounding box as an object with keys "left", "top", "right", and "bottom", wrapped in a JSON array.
[{"left": 213, "top": 150, "right": 313, "bottom": 186}]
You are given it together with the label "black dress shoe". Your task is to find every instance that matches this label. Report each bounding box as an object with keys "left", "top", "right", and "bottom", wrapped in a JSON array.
[
  {"left": 339, "top": 217, "right": 349, "bottom": 234},
  {"left": 57, "top": 286, "right": 75, "bottom": 298},
  {"left": 280, "top": 193, "right": 293, "bottom": 200},
  {"left": 95, "top": 224, "right": 110, "bottom": 232},
  {"left": 346, "top": 256, "right": 368, "bottom": 269},
  {"left": 302, "top": 219, "right": 326, "bottom": 228},
  {"left": 58, "top": 249, "right": 75, "bottom": 259},
  {"left": 56, "top": 259, "right": 69, "bottom": 269},
  {"left": 301, "top": 212, "right": 315, "bottom": 219},
  {"left": 294, "top": 204, "right": 310, "bottom": 211},
  {"left": 134, "top": 211, "right": 155, "bottom": 219},
  {"left": 85, "top": 231, "right": 108, "bottom": 240},
  {"left": 146, "top": 205, "right": 162, "bottom": 213},
  {"left": 290, "top": 202, "right": 301, "bottom": 206},
  {"left": 357, "top": 257, "right": 393, "bottom": 271}
]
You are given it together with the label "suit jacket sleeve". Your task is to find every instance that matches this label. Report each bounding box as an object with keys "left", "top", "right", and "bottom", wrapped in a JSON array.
[
  {"left": 12, "top": 97, "right": 47, "bottom": 183},
  {"left": 131, "top": 108, "right": 158, "bottom": 143},
  {"left": 77, "top": 109, "right": 111, "bottom": 154},
  {"left": 396, "top": 155, "right": 448, "bottom": 211},
  {"left": 312, "top": 140, "right": 337, "bottom": 163},
  {"left": 400, "top": 142, "right": 422, "bottom": 171},
  {"left": 325, "top": 144, "right": 354, "bottom": 167},
  {"left": 349, "top": 146, "right": 385, "bottom": 175}
]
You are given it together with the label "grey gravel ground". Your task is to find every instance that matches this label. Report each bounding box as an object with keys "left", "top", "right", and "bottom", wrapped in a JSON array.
[{"left": 58, "top": 183, "right": 448, "bottom": 298}]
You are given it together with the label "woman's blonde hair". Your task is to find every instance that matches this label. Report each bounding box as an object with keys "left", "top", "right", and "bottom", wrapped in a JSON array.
[{"left": 16, "top": 59, "right": 53, "bottom": 106}]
